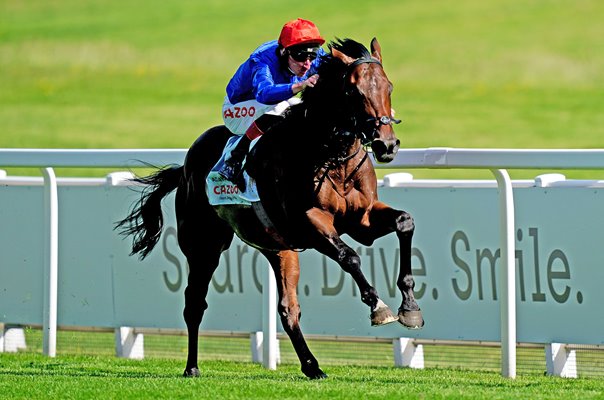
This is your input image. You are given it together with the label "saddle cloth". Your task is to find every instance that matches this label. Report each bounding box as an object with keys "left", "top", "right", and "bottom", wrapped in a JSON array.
[
  {"left": 205, "top": 134, "right": 299, "bottom": 249},
  {"left": 206, "top": 135, "right": 260, "bottom": 206}
]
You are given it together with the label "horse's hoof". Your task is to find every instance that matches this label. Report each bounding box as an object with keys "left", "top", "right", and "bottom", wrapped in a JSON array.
[
  {"left": 371, "top": 299, "right": 399, "bottom": 326},
  {"left": 312, "top": 370, "right": 328, "bottom": 380},
  {"left": 183, "top": 367, "right": 201, "bottom": 377},
  {"left": 398, "top": 309, "right": 425, "bottom": 330},
  {"left": 306, "top": 369, "right": 328, "bottom": 380},
  {"left": 302, "top": 362, "right": 328, "bottom": 379}
]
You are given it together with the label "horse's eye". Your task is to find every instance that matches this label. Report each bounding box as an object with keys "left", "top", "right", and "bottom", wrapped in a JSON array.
[{"left": 364, "top": 118, "right": 377, "bottom": 131}]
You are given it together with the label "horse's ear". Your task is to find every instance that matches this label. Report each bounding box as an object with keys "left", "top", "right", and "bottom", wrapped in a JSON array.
[
  {"left": 332, "top": 47, "right": 355, "bottom": 65},
  {"left": 370, "top": 37, "right": 382, "bottom": 63}
]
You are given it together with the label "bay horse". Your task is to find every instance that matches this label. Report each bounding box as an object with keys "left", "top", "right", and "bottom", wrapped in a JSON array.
[{"left": 117, "top": 38, "right": 424, "bottom": 379}]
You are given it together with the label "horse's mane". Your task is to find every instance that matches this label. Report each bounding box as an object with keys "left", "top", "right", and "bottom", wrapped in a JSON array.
[
  {"left": 300, "top": 38, "right": 371, "bottom": 114},
  {"left": 328, "top": 37, "right": 373, "bottom": 59}
]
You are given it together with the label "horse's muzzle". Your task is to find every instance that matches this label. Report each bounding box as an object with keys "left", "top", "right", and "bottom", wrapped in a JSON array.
[{"left": 371, "top": 139, "right": 400, "bottom": 163}]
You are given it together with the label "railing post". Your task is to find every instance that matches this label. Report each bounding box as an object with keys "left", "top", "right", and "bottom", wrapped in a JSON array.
[
  {"left": 545, "top": 343, "right": 577, "bottom": 378},
  {"left": 115, "top": 327, "right": 144, "bottom": 359},
  {"left": 491, "top": 169, "right": 516, "bottom": 378},
  {"left": 393, "top": 338, "right": 424, "bottom": 369},
  {"left": 262, "top": 262, "right": 278, "bottom": 370},
  {"left": 41, "top": 167, "right": 58, "bottom": 357},
  {"left": 0, "top": 324, "right": 27, "bottom": 352},
  {"left": 250, "top": 331, "right": 281, "bottom": 365},
  {"left": 250, "top": 332, "right": 263, "bottom": 363}
]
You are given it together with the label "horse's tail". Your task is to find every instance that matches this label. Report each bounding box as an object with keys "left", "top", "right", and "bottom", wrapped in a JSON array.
[{"left": 115, "top": 164, "right": 183, "bottom": 260}]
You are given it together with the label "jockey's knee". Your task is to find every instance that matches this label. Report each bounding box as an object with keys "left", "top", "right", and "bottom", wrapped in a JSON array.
[
  {"left": 265, "top": 98, "right": 296, "bottom": 117},
  {"left": 254, "top": 113, "right": 285, "bottom": 133}
]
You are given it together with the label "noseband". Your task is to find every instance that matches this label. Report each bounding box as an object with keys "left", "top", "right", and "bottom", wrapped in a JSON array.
[{"left": 344, "top": 57, "right": 401, "bottom": 145}]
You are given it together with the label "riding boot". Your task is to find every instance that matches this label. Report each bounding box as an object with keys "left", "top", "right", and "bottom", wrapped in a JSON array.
[
  {"left": 218, "top": 134, "right": 251, "bottom": 182},
  {"left": 218, "top": 121, "right": 264, "bottom": 190}
]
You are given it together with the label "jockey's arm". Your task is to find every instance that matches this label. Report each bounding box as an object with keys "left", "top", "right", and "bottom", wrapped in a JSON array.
[{"left": 252, "top": 63, "right": 295, "bottom": 104}]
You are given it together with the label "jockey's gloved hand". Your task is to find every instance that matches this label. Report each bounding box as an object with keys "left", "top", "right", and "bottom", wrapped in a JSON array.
[
  {"left": 304, "top": 74, "right": 319, "bottom": 88},
  {"left": 292, "top": 74, "right": 319, "bottom": 94}
]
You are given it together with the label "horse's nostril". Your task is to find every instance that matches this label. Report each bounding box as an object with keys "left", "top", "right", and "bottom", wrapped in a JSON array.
[{"left": 370, "top": 140, "right": 387, "bottom": 158}]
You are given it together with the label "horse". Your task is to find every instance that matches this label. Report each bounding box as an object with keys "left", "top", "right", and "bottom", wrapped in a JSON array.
[{"left": 117, "top": 37, "right": 424, "bottom": 379}]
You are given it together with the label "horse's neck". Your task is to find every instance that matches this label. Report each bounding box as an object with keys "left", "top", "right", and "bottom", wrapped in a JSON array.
[
  {"left": 321, "top": 139, "right": 366, "bottom": 178},
  {"left": 342, "top": 138, "right": 364, "bottom": 162}
]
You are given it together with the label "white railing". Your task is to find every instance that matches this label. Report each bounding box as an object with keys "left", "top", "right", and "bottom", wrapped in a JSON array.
[{"left": 2, "top": 147, "right": 604, "bottom": 378}]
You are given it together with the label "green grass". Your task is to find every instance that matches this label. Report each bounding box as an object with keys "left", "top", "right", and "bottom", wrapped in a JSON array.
[
  {"left": 1, "top": 326, "right": 603, "bottom": 398},
  {"left": 2, "top": 353, "right": 604, "bottom": 400},
  {"left": 1, "top": 0, "right": 604, "bottom": 179}
]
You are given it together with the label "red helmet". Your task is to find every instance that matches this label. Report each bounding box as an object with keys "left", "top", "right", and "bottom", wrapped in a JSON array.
[{"left": 278, "top": 18, "right": 325, "bottom": 49}]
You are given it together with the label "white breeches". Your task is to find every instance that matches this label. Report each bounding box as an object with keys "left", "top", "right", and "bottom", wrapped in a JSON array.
[{"left": 222, "top": 96, "right": 301, "bottom": 135}]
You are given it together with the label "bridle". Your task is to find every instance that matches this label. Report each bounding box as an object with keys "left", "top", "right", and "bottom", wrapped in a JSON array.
[
  {"left": 315, "top": 55, "right": 401, "bottom": 196},
  {"left": 344, "top": 57, "right": 401, "bottom": 145}
]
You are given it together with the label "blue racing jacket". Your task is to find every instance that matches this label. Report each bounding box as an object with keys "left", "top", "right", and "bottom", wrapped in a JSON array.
[{"left": 226, "top": 40, "right": 326, "bottom": 105}]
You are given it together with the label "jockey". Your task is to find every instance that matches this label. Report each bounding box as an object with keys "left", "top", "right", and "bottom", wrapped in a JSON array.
[{"left": 218, "top": 18, "right": 326, "bottom": 185}]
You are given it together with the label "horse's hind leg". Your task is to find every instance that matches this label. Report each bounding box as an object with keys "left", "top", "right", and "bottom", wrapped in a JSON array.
[
  {"left": 177, "top": 188, "right": 234, "bottom": 377},
  {"left": 261, "top": 249, "right": 327, "bottom": 379},
  {"left": 181, "top": 249, "right": 227, "bottom": 377}
]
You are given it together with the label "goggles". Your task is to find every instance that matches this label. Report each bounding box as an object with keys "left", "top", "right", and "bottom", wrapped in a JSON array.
[{"left": 288, "top": 46, "right": 320, "bottom": 62}]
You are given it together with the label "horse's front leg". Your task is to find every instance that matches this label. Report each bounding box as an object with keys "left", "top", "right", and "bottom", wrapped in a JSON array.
[
  {"left": 393, "top": 208, "right": 424, "bottom": 329},
  {"left": 305, "top": 208, "right": 398, "bottom": 326},
  {"left": 261, "top": 250, "right": 327, "bottom": 379},
  {"left": 350, "top": 201, "right": 425, "bottom": 329}
]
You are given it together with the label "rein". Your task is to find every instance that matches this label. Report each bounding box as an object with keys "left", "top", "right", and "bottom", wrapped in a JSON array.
[{"left": 314, "top": 147, "right": 369, "bottom": 198}]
